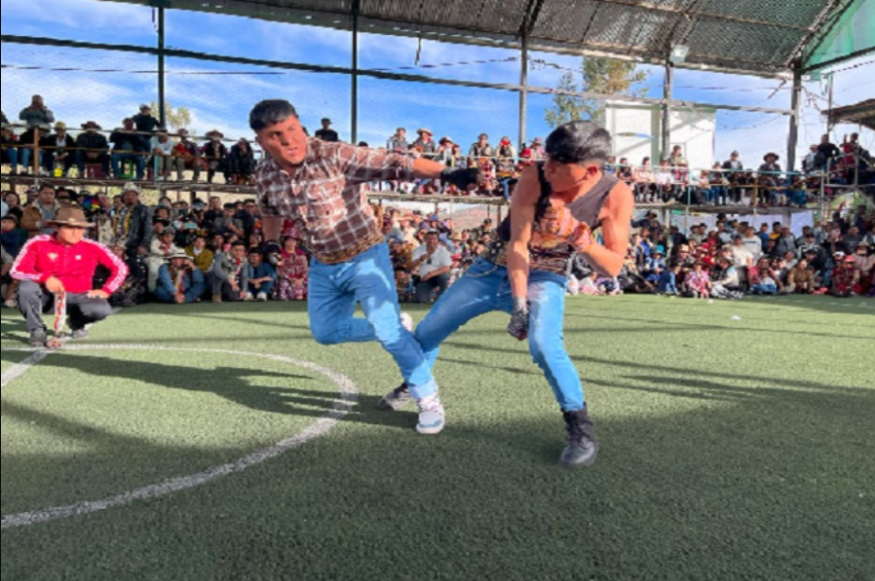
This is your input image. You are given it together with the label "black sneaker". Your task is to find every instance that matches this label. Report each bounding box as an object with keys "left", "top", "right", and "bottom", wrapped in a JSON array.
[
  {"left": 28, "top": 329, "right": 48, "bottom": 348},
  {"left": 377, "top": 383, "right": 413, "bottom": 411},
  {"left": 560, "top": 407, "right": 599, "bottom": 468}
]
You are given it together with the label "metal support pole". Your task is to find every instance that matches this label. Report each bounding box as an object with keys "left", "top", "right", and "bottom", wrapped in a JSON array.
[
  {"left": 351, "top": 1, "right": 360, "bottom": 145},
  {"left": 519, "top": 34, "right": 529, "bottom": 151},
  {"left": 787, "top": 67, "right": 802, "bottom": 173},
  {"left": 661, "top": 63, "right": 674, "bottom": 160},
  {"left": 157, "top": 6, "right": 166, "bottom": 128}
]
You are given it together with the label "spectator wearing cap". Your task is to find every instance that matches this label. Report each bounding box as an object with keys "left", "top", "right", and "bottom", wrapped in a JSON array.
[
  {"left": 315, "top": 118, "right": 339, "bottom": 143},
  {"left": 11, "top": 207, "right": 127, "bottom": 347},
  {"left": 229, "top": 138, "right": 257, "bottom": 185},
  {"left": 387, "top": 128, "right": 408, "bottom": 153},
  {"left": 75, "top": 121, "right": 110, "bottom": 178},
  {"left": 172, "top": 129, "right": 203, "bottom": 181},
  {"left": 149, "top": 128, "right": 178, "bottom": 181},
  {"left": 18, "top": 95, "right": 54, "bottom": 129},
  {"left": 211, "top": 241, "right": 249, "bottom": 303},
  {"left": 110, "top": 119, "right": 147, "bottom": 180},
  {"left": 246, "top": 249, "right": 276, "bottom": 301},
  {"left": 413, "top": 128, "right": 437, "bottom": 155},
  {"left": 411, "top": 229, "right": 451, "bottom": 303},
  {"left": 132, "top": 104, "right": 160, "bottom": 149},
  {"left": 1, "top": 123, "right": 19, "bottom": 175},
  {"left": 154, "top": 251, "right": 205, "bottom": 304},
  {"left": 202, "top": 130, "right": 228, "bottom": 183}
]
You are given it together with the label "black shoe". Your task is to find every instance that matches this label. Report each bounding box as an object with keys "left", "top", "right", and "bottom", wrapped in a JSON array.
[
  {"left": 377, "top": 383, "right": 413, "bottom": 411},
  {"left": 561, "top": 407, "right": 599, "bottom": 468},
  {"left": 28, "top": 329, "right": 48, "bottom": 348}
]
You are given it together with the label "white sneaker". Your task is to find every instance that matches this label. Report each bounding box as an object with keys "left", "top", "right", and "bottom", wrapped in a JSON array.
[
  {"left": 243, "top": 292, "right": 254, "bottom": 302},
  {"left": 400, "top": 312, "right": 414, "bottom": 332},
  {"left": 416, "top": 393, "right": 445, "bottom": 435},
  {"left": 4, "top": 299, "right": 16, "bottom": 309},
  {"left": 257, "top": 292, "right": 268, "bottom": 302}
]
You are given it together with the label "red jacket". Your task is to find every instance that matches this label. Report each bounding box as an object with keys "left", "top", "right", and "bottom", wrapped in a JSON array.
[{"left": 11, "top": 235, "right": 128, "bottom": 295}]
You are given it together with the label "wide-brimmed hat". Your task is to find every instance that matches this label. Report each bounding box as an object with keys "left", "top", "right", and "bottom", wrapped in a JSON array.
[
  {"left": 178, "top": 128, "right": 189, "bottom": 136},
  {"left": 168, "top": 250, "right": 190, "bottom": 260},
  {"left": 439, "top": 136, "right": 454, "bottom": 145},
  {"left": 140, "top": 104, "right": 151, "bottom": 111},
  {"left": 81, "top": 121, "right": 102, "bottom": 130},
  {"left": 764, "top": 152, "right": 780, "bottom": 162},
  {"left": 47, "top": 207, "right": 94, "bottom": 229},
  {"left": 54, "top": 122, "right": 66, "bottom": 131},
  {"left": 417, "top": 128, "right": 433, "bottom": 135},
  {"left": 122, "top": 182, "right": 140, "bottom": 195},
  {"left": 206, "top": 129, "right": 224, "bottom": 139}
]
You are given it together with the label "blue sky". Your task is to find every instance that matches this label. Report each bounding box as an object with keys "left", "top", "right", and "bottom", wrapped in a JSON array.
[{"left": 1, "top": 0, "right": 873, "bottom": 168}]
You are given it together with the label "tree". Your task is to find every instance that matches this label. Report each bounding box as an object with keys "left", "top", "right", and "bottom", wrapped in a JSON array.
[
  {"left": 149, "top": 101, "right": 193, "bottom": 132},
  {"left": 544, "top": 58, "right": 650, "bottom": 129}
]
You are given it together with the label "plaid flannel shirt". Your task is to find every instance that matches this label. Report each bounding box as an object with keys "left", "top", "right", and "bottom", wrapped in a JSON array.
[{"left": 256, "top": 139, "right": 414, "bottom": 263}]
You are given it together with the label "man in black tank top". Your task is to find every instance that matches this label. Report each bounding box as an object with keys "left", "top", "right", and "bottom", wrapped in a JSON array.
[{"left": 378, "top": 121, "right": 634, "bottom": 468}]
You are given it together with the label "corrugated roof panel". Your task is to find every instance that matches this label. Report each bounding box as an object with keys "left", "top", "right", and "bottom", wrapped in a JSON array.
[
  {"left": 697, "top": 0, "right": 828, "bottom": 28},
  {"left": 687, "top": 18, "right": 808, "bottom": 66},
  {"left": 531, "top": 0, "right": 602, "bottom": 42}
]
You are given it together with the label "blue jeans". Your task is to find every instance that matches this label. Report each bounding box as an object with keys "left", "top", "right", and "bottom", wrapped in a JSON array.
[
  {"left": 250, "top": 280, "right": 275, "bottom": 297},
  {"left": 2, "top": 147, "right": 18, "bottom": 170},
  {"left": 309, "top": 243, "right": 436, "bottom": 399},
  {"left": 111, "top": 153, "right": 145, "bottom": 180},
  {"left": 415, "top": 258, "right": 585, "bottom": 411},
  {"left": 20, "top": 148, "right": 40, "bottom": 171},
  {"left": 751, "top": 284, "right": 777, "bottom": 295}
]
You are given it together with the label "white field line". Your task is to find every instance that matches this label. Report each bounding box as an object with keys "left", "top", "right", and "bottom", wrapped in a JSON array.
[{"left": 0, "top": 344, "right": 359, "bottom": 530}]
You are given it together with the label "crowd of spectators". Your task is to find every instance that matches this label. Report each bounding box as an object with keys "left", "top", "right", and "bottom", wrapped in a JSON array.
[{"left": 3, "top": 182, "right": 872, "bottom": 313}]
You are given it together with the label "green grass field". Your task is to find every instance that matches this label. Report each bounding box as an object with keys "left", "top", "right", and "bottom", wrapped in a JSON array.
[{"left": 1, "top": 295, "right": 873, "bottom": 581}]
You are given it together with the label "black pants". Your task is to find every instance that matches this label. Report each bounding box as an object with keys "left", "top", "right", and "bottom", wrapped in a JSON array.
[
  {"left": 18, "top": 280, "right": 113, "bottom": 334},
  {"left": 415, "top": 273, "right": 449, "bottom": 304}
]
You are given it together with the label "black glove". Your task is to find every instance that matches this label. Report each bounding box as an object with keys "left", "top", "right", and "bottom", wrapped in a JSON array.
[
  {"left": 441, "top": 167, "right": 482, "bottom": 190},
  {"left": 507, "top": 297, "right": 529, "bottom": 341}
]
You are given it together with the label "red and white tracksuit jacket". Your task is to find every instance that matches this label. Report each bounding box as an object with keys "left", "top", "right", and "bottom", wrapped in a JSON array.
[{"left": 11, "top": 235, "right": 129, "bottom": 295}]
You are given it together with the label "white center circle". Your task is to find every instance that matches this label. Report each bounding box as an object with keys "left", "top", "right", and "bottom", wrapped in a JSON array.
[{"left": 0, "top": 344, "right": 359, "bottom": 530}]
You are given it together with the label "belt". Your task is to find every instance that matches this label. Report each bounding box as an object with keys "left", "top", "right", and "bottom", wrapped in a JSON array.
[{"left": 314, "top": 230, "right": 384, "bottom": 265}]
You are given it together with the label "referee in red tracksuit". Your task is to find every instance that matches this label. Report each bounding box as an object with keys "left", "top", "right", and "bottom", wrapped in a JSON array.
[{"left": 11, "top": 207, "right": 128, "bottom": 347}]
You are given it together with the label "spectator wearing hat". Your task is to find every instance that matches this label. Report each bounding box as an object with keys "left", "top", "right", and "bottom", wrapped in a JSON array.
[
  {"left": 149, "top": 128, "right": 177, "bottom": 181},
  {"left": 154, "top": 250, "right": 205, "bottom": 304},
  {"left": 132, "top": 104, "right": 160, "bottom": 149},
  {"left": 172, "top": 129, "right": 204, "bottom": 181},
  {"left": 229, "top": 138, "right": 257, "bottom": 185},
  {"left": 1, "top": 123, "right": 19, "bottom": 175},
  {"left": 315, "top": 118, "right": 339, "bottom": 143},
  {"left": 212, "top": 241, "right": 250, "bottom": 303},
  {"left": 18, "top": 95, "right": 54, "bottom": 129},
  {"left": 147, "top": 227, "right": 181, "bottom": 292},
  {"left": 113, "top": 183, "right": 152, "bottom": 265},
  {"left": 411, "top": 230, "right": 451, "bottom": 303},
  {"left": 757, "top": 153, "right": 784, "bottom": 207},
  {"left": 246, "top": 249, "right": 276, "bottom": 301},
  {"left": 110, "top": 119, "right": 147, "bottom": 180},
  {"left": 40, "top": 122, "right": 76, "bottom": 176},
  {"left": 75, "top": 121, "right": 110, "bottom": 178},
  {"left": 413, "top": 128, "right": 436, "bottom": 155},
  {"left": 436, "top": 137, "right": 458, "bottom": 167},
  {"left": 11, "top": 206, "right": 127, "bottom": 347},
  {"left": 202, "top": 130, "right": 228, "bottom": 183},
  {"left": 529, "top": 137, "right": 545, "bottom": 160}
]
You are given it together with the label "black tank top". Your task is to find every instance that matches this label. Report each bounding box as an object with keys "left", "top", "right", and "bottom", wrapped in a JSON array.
[{"left": 487, "top": 163, "right": 618, "bottom": 274}]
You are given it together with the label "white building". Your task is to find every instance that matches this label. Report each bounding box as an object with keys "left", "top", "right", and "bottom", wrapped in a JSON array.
[{"left": 605, "top": 100, "right": 716, "bottom": 172}]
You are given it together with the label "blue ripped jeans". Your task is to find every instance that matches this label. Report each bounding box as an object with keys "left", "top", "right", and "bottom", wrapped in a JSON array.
[
  {"left": 308, "top": 243, "right": 437, "bottom": 399},
  {"left": 416, "top": 257, "right": 585, "bottom": 411}
]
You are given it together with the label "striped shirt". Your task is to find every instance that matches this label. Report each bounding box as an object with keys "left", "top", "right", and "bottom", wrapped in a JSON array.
[{"left": 255, "top": 139, "right": 414, "bottom": 263}]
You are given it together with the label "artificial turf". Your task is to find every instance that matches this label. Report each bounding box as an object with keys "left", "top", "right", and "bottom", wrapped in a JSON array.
[{"left": 1, "top": 295, "right": 873, "bottom": 581}]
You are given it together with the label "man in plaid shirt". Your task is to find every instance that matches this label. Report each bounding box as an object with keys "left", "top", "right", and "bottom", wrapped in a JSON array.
[{"left": 251, "top": 100, "right": 480, "bottom": 435}]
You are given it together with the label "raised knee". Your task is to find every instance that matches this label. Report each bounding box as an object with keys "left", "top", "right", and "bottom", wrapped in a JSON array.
[{"left": 311, "top": 325, "right": 339, "bottom": 346}]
